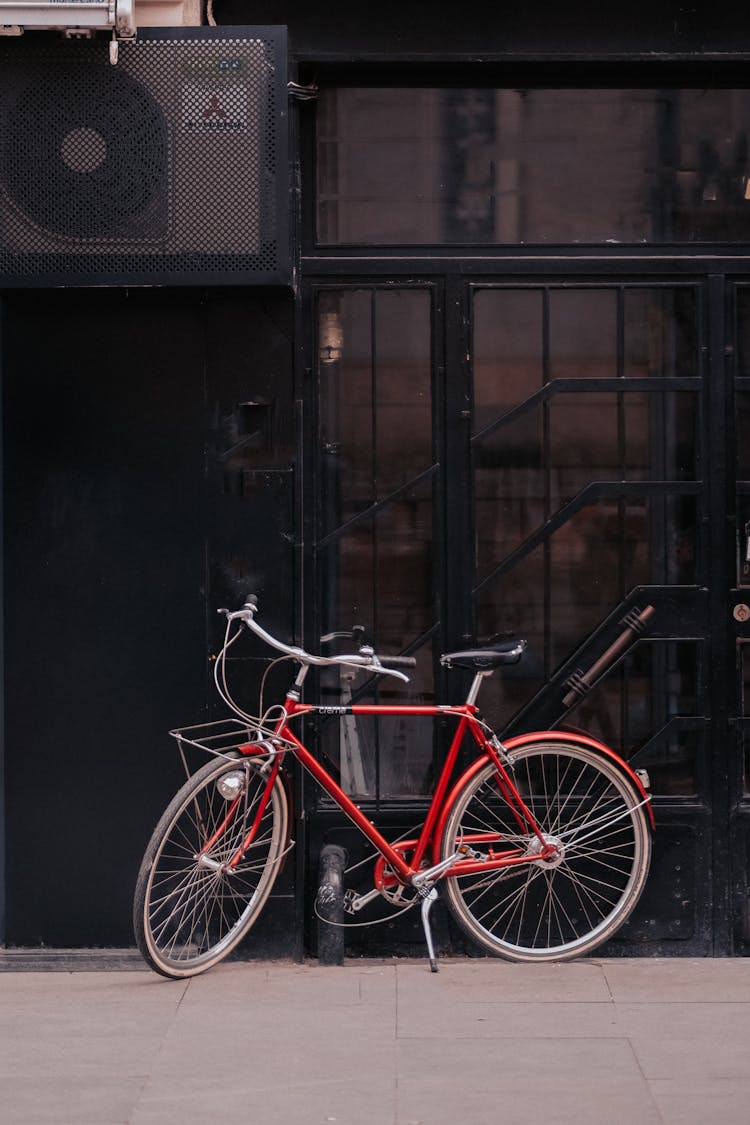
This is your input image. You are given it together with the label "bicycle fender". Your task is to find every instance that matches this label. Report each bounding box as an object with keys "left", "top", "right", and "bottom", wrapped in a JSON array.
[
  {"left": 432, "top": 729, "right": 654, "bottom": 866},
  {"left": 505, "top": 730, "right": 653, "bottom": 823}
]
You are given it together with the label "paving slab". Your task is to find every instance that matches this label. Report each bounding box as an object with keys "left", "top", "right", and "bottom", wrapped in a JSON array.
[
  {"left": 395, "top": 1037, "right": 661, "bottom": 1125},
  {"left": 600, "top": 956, "right": 750, "bottom": 1002},
  {"left": 0, "top": 1075, "right": 149, "bottom": 1125},
  {"left": 397, "top": 957, "right": 614, "bottom": 1003},
  {"left": 1, "top": 956, "right": 750, "bottom": 1125},
  {"left": 618, "top": 1001, "right": 750, "bottom": 1079},
  {"left": 649, "top": 1077, "right": 750, "bottom": 1125}
]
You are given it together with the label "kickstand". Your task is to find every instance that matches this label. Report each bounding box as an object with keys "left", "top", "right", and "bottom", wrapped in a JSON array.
[{"left": 420, "top": 886, "right": 440, "bottom": 973}]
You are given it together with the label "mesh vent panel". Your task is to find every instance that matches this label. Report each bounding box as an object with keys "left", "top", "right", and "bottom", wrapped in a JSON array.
[{"left": 0, "top": 28, "right": 289, "bottom": 286}]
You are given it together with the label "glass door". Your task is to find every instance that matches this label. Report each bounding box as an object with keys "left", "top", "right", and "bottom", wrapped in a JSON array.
[
  {"left": 459, "top": 278, "right": 715, "bottom": 952},
  {"left": 307, "top": 272, "right": 733, "bottom": 955},
  {"left": 311, "top": 284, "right": 440, "bottom": 801}
]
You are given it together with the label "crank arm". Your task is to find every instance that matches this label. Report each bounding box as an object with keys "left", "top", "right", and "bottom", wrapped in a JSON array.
[
  {"left": 343, "top": 887, "right": 382, "bottom": 914},
  {"left": 411, "top": 844, "right": 483, "bottom": 888}
]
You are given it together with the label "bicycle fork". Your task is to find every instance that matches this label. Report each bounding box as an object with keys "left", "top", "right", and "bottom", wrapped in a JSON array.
[{"left": 196, "top": 756, "right": 283, "bottom": 873}]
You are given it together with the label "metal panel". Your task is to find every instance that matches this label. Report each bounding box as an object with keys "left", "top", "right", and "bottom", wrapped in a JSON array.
[
  {"left": 0, "top": 27, "right": 289, "bottom": 286},
  {"left": 1, "top": 286, "right": 298, "bottom": 948}
]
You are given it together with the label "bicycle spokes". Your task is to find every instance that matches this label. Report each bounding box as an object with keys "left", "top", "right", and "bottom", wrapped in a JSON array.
[{"left": 440, "top": 742, "right": 651, "bottom": 961}]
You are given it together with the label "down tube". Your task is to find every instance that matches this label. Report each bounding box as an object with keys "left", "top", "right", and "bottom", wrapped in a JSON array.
[{"left": 278, "top": 725, "right": 415, "bottom": 882}]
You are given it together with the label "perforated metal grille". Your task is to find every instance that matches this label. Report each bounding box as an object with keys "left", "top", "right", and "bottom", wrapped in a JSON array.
[{"left": 0, "top": 28, "right": 289, "bottom": 286}]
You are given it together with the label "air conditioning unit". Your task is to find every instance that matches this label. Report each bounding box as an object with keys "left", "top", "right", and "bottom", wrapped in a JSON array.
[
  {"left": 0, "top": 0, "right": 202, "bottom": 43},
  {"left": 0, "top": 0, "right": 131, "bottom": 38},
  {"left": 0, "top": 27, "right": 290, "bottom": 286}
]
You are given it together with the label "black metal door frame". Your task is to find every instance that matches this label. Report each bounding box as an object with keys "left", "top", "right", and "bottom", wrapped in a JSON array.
[
  {"left": 725, "top": 276, "right": 750, "bottom": 955},
  {"left": 454, "top": 271, "right": 724, "bottom": 954},
  {"left": 706, "top": 273, "right": 732, "bottom": 953},
  {"left": 301, "top": 265, "right": 750, "bottom": 955},
  {"left": 688, "top": 271, "right": 750, "bottom": 955}
]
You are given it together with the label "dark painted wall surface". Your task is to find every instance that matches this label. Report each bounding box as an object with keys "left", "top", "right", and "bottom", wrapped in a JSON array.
[
  {"left": 2, "top": 288, "right": 296, "bottom": 947},
  {"left": 216, "top": 1, "right": 750, "bottom": 57}
]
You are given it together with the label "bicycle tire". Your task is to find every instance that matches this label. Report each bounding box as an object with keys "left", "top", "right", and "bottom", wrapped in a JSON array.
[
  {"left": 133, "top": 753, "right": 289, "bottom": 978},
  {"left": 440, "top": 739, "right": 651, "bottom": 961}
]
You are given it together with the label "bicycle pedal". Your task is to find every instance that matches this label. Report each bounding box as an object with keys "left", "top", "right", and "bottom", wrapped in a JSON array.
[{"left": 343, "top": 889, "right": 358, "bottom": 915}]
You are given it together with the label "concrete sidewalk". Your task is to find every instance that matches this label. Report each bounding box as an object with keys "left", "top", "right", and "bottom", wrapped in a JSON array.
[{"left": 1, "top": 955, "right": 750, "bottom": 1125}]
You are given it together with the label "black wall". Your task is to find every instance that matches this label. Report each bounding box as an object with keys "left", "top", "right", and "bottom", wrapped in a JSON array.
[
  {"left": 1, "top": 287, "right": 295, "bottom": 946},
  {"left": 217, "top": 1, "right": 750, "bottom": 58}
]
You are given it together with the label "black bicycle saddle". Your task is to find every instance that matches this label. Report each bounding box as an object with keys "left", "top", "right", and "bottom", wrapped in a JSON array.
[{"left": 440, "top": 639, "right": 526, "bottom": 671}]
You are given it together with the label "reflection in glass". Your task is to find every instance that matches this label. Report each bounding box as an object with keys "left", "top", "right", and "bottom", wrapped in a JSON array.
[
  {"left": 473, "top": 289, "right": 542, "bottom": 426},
  {"left": 623, "top": 288, "right": 698, "bottom": 378},
  {"left": 321, "top": 485, "right": 434, "bottom": 653},
  {"left": 737, "top": 290, "right": 750, "bottom": 380},
  {"left": 319, "top": 288, "right": 432, "bottom": 538},
  {"left": 565, "top": 643, "right": 699, "bottom": 796},
  {"left": 474, "top": 411, "right": 543, "bottom": 568},
  {"left": 476, "top": 547, "right": 545, "bottom": 734},
  {"left": 319, "top": 685, "right": 437, "bottom": 800},
  {"left": 734, "top": 296, "right": 750, "bottom": 589},
  {"left": 742, "top": 646, "right": 750, "bottom": 797},
  {"left": 471, "top": 283, "right": 701, "bottom": 795},
  {"left": 316, "top": 287, "right": 435, "bottom": 798},
  {"left": 737, "top": 391, "right": 750, "bottom": 481},
  {"left": 549, "top": 290, "right": 617, "bottom": 380},
  {"left": 318, "top": 88, "right": 750, "bottom": 246}
]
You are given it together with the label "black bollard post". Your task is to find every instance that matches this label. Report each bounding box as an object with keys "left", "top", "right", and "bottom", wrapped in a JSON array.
[{"left": 316, "top": 843, "right": 347, "bottom": 966}]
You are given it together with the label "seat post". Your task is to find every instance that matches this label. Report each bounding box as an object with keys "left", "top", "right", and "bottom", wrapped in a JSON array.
[{"left": 465, "top": 669, "right": 494, "bottom": 707}]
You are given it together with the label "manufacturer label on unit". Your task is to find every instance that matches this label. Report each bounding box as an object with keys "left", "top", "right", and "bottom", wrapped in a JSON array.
[{"left": 181, "top": 83, "right": 249, "bottom": 132}]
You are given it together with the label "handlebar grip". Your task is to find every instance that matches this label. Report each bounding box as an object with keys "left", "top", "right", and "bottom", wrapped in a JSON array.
[{"left": 379, "top": 655, "right": 417, "bottom": 669}]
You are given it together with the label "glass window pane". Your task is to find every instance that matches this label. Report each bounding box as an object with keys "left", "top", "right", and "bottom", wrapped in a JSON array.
[
  {"left": 568, "top": 642, "right": 699, "bottom": 797},
  {"left": 549, "top": 290, "right": 617, "bottom": 380},
  {"left": 319, "top": 289, "right": 373, "bottom": 533},
  {"left": 742, "top": 646, "right": 750, "bottom": 797},
  {"left": 737, "top": 289, "right": 750, "bottom": 379},
  {"left": 375, "top": 290, "right": 432, "bottom": 495},
  {"left": 623, "top": 288, "right": 698, "bottom": 378},
  {"left": 318, "top": 708, "right": 436, "bottom": 800},
  {"left": 473, "top": 289, "right": 543, "bottom": 426},
  {"left": 549, "top": 393, "right": 619, "bottom": 487},
  {"left": 318, "top": 88, "right": 750, "bottom": 246},
  {"left": 476, "top": 546, "right": 546, "bottom": 732},
  {"left": 470, "top": 282, "right": 701, "bottom": 758},
  {"left": 319, "top": 288, "right": 432, "bottom": 534},
  {"left": 316, "top": 286, "right": 435, "bottom": 799}
]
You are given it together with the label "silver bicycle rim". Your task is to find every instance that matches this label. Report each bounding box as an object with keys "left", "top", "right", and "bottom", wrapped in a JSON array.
[
  {"left": 441, "top": 742, "right": 651, "bottom": 961},
  {"left": 137, "top": 756, "right": 288, "bottom": 976}
]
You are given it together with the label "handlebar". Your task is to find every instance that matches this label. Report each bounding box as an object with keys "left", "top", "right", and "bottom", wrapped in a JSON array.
[{"left": 219, "top": 596, "right": 417, "bottom": 683}]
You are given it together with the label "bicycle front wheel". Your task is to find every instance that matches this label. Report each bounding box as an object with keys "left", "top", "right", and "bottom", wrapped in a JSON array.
[
  {"left": 134, "top": 753, "right": 289, "bottom": 978},
  {"left": 440, "top": 740, "right": 651, "bottom": 961}
]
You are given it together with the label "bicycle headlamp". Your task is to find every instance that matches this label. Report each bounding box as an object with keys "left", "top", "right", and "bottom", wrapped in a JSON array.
[{"left": 216, "top": 771, "right": 246, "bottom": 800}]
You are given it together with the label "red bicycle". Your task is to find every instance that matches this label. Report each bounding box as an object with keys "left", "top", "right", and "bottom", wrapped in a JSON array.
[{"left": 133, "top": 595, "right": 654, "bottom": 978}]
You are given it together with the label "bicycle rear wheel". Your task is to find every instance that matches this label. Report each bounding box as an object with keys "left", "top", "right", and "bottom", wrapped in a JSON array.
[
  {"left": 134, "top": 753, "right": 289, "bottom": 978},
  {"left": 440, "top": 739, "right": 651, "bottom": 961}
]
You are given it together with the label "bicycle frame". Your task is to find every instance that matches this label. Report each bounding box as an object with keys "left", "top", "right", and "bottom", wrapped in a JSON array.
[
  {"left": 209, "top": 598, "right": 655, "bottom": 885},
  {"left": 208, "top": 607, "right": 655, "bottom": 895},
  {"left": 241, "top": 694, "right": 557, "bottom": 887}
]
